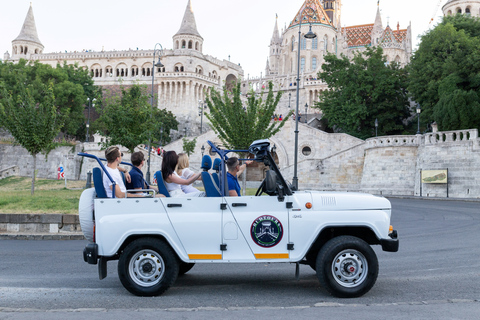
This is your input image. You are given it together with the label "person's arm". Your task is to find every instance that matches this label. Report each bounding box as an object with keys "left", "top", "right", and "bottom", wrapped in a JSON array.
[
  {"left": 110, "top": 184, "right": 147, "bottom": 198},
  {"left": 167, "top": 172, "right": 201, "bottom": 185},
  {"left": 117, "top": 167, "right": 131, "bottom": 183},
  {"left": 236, "top": 160, "right": 253, "bottom": 177},
  {"left": 229, "top": 189, "right": 239, "bottom": 197}
]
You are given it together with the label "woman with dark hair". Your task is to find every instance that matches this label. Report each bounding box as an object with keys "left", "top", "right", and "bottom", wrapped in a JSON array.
[{"left": 161, "top": 151, "right": 203, "bottom": 197}]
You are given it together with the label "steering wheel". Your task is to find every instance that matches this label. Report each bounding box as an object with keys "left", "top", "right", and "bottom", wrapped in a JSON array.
[{"left": 255, "top": 179, "right": 265, "bottom": 196}]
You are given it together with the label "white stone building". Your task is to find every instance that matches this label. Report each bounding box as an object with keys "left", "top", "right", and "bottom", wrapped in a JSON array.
[
  {"left": 4, "top": 1, "right": 244, "bottom": 137},
  {"left": 243, "top": 0, "right": 412, "bottom": 118},
  {"left": 443, "top": 0, "right": 480, "bottom": 16}
]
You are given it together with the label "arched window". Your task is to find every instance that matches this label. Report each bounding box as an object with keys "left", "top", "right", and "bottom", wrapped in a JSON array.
[
  {"left": 300, "top": 57, "right": 305, "bottom": 72},
  {"left": 35, "top": 49, "right": 39, "bottom": 54},
  {"left": 195, "top": 42, "right": 199, "bottom": 50},
  {"left": 312, "top": 57, "right": 317, "bottom": 71},
  {"left": 24, "top": 46, "right": 28, "bottom": 54},
  {"left": 291, "top": 37, "right": 295, "bottom": 51},
  {"left": 188, "top": 40, "right": 193, "bottom": 49},
  {"left": 324, "top": 36, "right": 328, "bottom": 52},
  {"left": 466, "top": 7, "right": 471, "bottom": 14},
  {"left": 182, "top": 40, "right": 186, "bottom": 49},
  {"left": 301, "top": 36, "right": 306, "bottom": 50},
  {"left": 448, "top": 10, "right": 452, "bottom": 15},
  {"left": 457, "top": 8, "right": 462, "bottom": 13},
  {"left": 312, "top": 37, "right": 318, "bottom": 50}
]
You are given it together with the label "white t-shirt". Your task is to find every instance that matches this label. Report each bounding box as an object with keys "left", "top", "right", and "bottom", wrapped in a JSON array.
[
  {"left": 179, "top": 168, "right": 200, "bottom": 194},
  {"left": 103, "top": 166, "right": 126, "bottom": 198}
]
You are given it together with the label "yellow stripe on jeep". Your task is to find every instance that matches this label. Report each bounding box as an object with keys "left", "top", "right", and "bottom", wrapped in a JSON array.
[
  {"left": 254, "top": 253, "right": 289, "bottom": 259},
  {"left": 188, "top": 254, "right": 222, "bottom": 260}
]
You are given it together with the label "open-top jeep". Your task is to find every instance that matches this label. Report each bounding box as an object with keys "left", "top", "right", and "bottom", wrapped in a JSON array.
[{"left": 78, "top": 139, "right": 398, "bottom": 298}]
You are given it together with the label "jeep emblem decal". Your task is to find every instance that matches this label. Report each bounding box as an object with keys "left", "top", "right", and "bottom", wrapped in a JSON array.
[{"left": 251, "top": 215, "right": 283, "bottom": 248}]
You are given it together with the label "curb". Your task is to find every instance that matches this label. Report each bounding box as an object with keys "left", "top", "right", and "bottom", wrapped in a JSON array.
[{"left": 0, "top": 233, "right": 85, "bottom": 240}]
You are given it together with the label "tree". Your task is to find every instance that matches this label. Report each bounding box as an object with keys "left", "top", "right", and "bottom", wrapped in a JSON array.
[
  {"left": 97, "top": 84, "right": 178, "bottom": 153},
  {"left": 316, "top": 46, "right": 410, "bottom": 139},
  {"left": 0, "top": 60, "right": 99, "bottom": 139},
  {"left": 0, "top": 83, "right": 63, "bottom": 195},
  {"left": 182, "top": 137, "right": 197, "bottom": 156},
  {"left": 206, "top": 81, "right": 291, "bottom": 194},
  {"left": 408, "top": 15, "right": 480, "bottom": 131},
  {"left": 206, "top": 81, "right": 291, "bottom": 150}
]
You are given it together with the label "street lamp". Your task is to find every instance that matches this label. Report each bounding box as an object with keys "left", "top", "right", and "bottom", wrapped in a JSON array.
[
  {"left": 293, "top": 6, "right": 317, "bottom": 191},
  {"left": 288, "top": 92, "right": 291, "bottom": 108},
  {"left": 416, "top": 104, "right": 421, "bottom": 134},
  {"left": 198, "top": 100, "right": 205, "bottom": 134},
  {"left": 86, "top": 98, "right": 95, "bottom": 142},
  {"left": 201, "top": 145, "right": 205, "bottom": 157},
  {"left": 304, "top": 103, "right": 308, "bottom": 123},
  {"left": 146, "top": 43, "right": 164, "bottom": 184},
  {"left": 184, "top": 127, "right": 188, "bottom": 137},
  {"left": 375, "top": 118, "right": 378, "bottom": 137}
]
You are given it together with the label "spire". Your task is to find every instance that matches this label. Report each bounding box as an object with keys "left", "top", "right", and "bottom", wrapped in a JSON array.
[
  {"left": 373, "top": 5, "right": 383, "bottom": 29},
  {"left": 14, "top": 3, "right": 42, "bottom": 46},
  {"left": 175, "top": 0, "right": 203, "bottom": 39},
  {"left": 270, "top": 16, "right": 281, "bottom": 45}
]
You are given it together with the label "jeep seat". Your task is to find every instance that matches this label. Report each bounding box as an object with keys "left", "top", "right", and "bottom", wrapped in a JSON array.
[
  {"left": 92, "top": 167, "right": 107, "bottom": 198},
  {"left": 201, "top": 155, "right": 221, "bottom": 197},
  {"left": 153, "top": 171, "right": 171, "bottom": 197},
  {"left": 211, "top": 158, "right": 221, "bottom": 188}
]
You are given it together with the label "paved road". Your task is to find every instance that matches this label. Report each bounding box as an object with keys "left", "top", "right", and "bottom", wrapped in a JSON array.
[{"left": 0, "top": 198, "right": 479, "bottom": 319}]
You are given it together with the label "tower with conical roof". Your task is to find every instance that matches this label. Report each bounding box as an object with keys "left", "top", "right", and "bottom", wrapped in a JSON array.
[
  {"left": 370, "top": 5, "right": 383, "bottom": 46},
  {"left": 173, "top": 0, "right": 203, "bottom": 53},
  {"left": 443, "top": 0, "right": 480, "bottom": 17},
  {"left": 11, "top": 3, "right": 44, "bottom": 60}
]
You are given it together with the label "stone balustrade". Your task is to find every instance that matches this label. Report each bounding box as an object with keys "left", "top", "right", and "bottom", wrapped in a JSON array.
[
  {"left": 424, "top": 129, "right": 478, "bottom": 145},
  {"left": 0, "top": 166, "right": 19, "bottom": 180},
  {"left": 365, "top": 135, "right": 420, "bottom": 149}
]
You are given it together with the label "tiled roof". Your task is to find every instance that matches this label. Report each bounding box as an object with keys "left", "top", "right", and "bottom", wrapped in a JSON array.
[
  {"left": 288, "top": 0, "right": 334, "bottom": 29},
  {"left": 345, "top": 24, "right": 374, "bottom": 47}
]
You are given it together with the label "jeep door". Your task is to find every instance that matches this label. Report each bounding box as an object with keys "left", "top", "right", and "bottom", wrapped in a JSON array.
[
  {"left": 223, "top": 196, "right": 290, "bottom": 261},
  {"left": 163, "top": 197, "right": 223, "bottom": 261}
]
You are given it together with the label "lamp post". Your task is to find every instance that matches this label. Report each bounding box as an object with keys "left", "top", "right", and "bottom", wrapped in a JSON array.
[
  {"left": 292, "top": 6, "right": 317, "bottom": 191},
  {"left": 304, "top": 103, "right": 308, "bottom": 123},
  {"left": 288, "top": 92, "right": 291, "bottom": 108},
  {"left": 375, "top": 118, "right": 378, "bottom": 137},
  {"left": 416, "top": 104, "right": 421, "bottom": 134},
  {"left": 184, "top": 127, "right": 188, "bottom": 137},
  {"left": 201, "top": 145, "right": 205, "bottom": 157},
  {"left": 146, "top": 43, "right": 164, "bottom": 184},
  {"left": 86, "top": 98, "right": 95, "bottom": 142},
  {"left": 198, "top": 100, "right": 204, "bottom": 134}
]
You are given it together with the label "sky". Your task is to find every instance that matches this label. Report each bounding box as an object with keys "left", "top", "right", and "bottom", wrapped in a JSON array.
[{"left": 0, "top": 0, "right": 448, "bottom": 77}]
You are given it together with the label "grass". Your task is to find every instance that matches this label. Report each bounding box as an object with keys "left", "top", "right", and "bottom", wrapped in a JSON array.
[
  {"left": 0, "top": 176, "right": 259, "bottom": 214},
  {"left": 0, "top": 177, "right": 85, "bottom": 214}
]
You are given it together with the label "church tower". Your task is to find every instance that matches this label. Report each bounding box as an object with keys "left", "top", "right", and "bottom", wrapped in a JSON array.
[
  {"left": 267, "top": 16, "right": 282, "bottom": 76},
  {"left": 370, "top": 5, "right": 383, "bottom": 46},
  {"left": 173, "top": 0, "right": 204, "bottom": 53},
  {"left": 11, "top": 3, "right": 44, "bottom": 60},
  {"left": 323, "top": 0, "right": 341, "bottom": 27}
]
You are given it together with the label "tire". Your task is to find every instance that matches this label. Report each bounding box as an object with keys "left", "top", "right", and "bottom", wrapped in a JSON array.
[
  {"left": 118, "top": 238, "right": 179, "bottom": 296},
  {"left": 178, "top": 262, "right": 195, "bottom": 276},
  {"left": 316, "top": 236, "right": 378, "bottom": 298}
]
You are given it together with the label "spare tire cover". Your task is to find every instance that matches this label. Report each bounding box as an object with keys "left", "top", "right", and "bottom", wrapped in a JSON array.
[{"left": 79, "top": 188, "right": 96, "bottom": 242}]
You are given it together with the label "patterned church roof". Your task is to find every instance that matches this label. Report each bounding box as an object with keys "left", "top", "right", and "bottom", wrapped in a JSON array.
[
  {"left": 288, "top": 0, "right": 334, "bottom": 29},
  {"left": 345, "top": 24, "right": 407, "bottom": 48}
]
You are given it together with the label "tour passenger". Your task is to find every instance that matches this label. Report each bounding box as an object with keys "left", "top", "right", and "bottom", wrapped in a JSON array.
[
  {"left": 125, "top": 151, "right": 164, "bottom": 197},
  {"left": 162, "top": 151, "right": 204, "bottom": 197},
  {"left": 102, "top": 146, "right": 146, "bottom": 198},
  {"left": 226, "top": 157, "right": 252, "bottom": 197},
  {"left": 176, "top": 153, "right": 201, "bottom": 194}
]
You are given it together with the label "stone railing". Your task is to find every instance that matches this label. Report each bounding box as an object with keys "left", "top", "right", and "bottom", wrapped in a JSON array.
[
  {"left": 365, "top": 135, "right": 419, "bottom": 149},
  {"left": 424, "top": 129, "right": 478, "bottom": 145},
  {"left": 0, "top": 166, "right": 19, "bottom": 180}
]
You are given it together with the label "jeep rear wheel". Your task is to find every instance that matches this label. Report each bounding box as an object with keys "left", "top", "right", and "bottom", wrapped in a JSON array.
[
  {"left": 316, "top": 236, "right": 378, "bottom": 298},
  {"left": 118, "top": 238, "right": 179, "bottom": 296}
]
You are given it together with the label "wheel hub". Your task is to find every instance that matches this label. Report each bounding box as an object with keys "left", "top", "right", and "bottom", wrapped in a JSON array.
[
  {"left": 331, "top": 249, "right": 368, "bottom": 288},
  {"left": 129, "top": 250, "right": 165, "bottom": 287}
]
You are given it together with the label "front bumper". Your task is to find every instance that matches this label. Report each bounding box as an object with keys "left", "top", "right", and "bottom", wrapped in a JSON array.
[{"left": 381, "top": 230, "right": 399, "bottom": 252}]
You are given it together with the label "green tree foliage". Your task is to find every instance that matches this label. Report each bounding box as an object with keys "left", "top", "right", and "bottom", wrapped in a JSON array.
[
  {"left": 0, "top": 84, "right": 63, "bottom": 195},
  {"left": 0, "top": 60, "right": 100, "bottom": 139},
  {"left": 182, "top": 137, "right": 197, "bottom": 157},
  {"left": 408, "top": 15, "right": 480, "bottom": 131},
  {"left": 316, "top": 46, "right": 410, "bottom": 139},
  {"left": 97, "top": 84, "right": 178, "bottom": 153},
  {"left": 205, "top": 81, "right": 291, "bottom": 150}
]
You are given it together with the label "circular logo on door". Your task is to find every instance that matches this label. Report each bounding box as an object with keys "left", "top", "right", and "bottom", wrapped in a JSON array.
[{"left": 251, "top": 215, "right": 283, "bottom": 248}]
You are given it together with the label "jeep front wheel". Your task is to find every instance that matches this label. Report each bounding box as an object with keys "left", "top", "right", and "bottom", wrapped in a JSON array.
[
  {"left": 118, "top": 238, "right": 179, "bottom": 296},
  {"left": 316, "top": 236, "right": 378, "bottom": 298}
]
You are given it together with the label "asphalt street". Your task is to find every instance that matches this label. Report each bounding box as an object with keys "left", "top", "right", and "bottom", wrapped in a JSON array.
[{"left": 0, "top": 198, "right": 479, "bottom": 319}]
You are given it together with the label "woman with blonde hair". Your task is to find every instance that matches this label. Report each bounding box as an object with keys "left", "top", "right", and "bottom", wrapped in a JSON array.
[
  {"left": 176, "top": 153, "right": 201, "bottom": 194},
  {"left": 162, "top": 151, "right": 203, "bottom": 197}
]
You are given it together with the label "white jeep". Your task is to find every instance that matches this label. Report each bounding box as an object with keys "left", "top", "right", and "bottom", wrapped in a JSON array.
[{"left": 78, "top": 139, "right": 398, "bottom": 298}]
